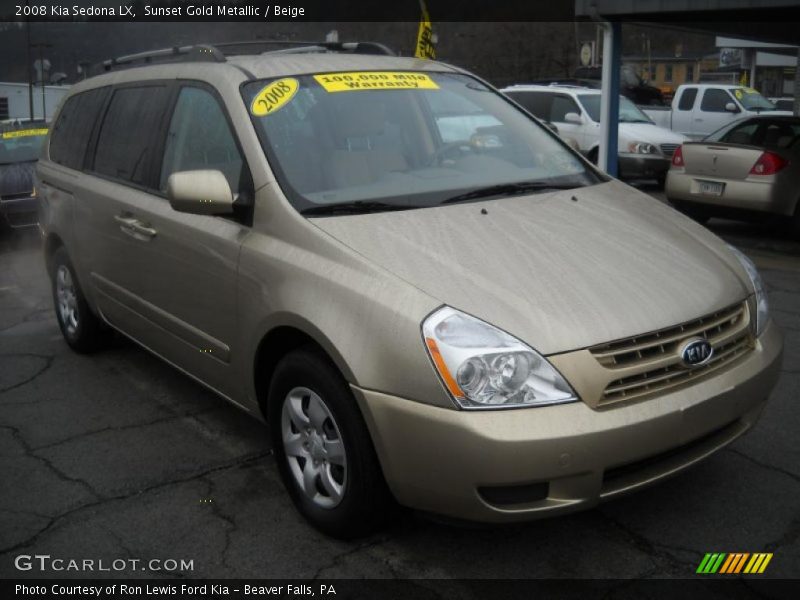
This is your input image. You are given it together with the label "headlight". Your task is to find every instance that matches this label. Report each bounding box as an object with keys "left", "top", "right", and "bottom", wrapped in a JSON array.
[
  {"left": 728, "top": 246, "right": 769, "bottom": 336},
  {"left": 422, "top": 306, "right": 578, "bottom": 409},
  {"left": 627, "top": 141, "right": 658, "bottom": 154}
]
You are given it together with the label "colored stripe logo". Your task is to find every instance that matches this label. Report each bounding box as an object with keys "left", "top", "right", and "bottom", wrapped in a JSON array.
[{"left": 697, "top": 553, "right": 773, "bottom": 574}]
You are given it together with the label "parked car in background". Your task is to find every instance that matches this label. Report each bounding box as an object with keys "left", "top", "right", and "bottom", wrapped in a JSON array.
[
  {"left": 769, "top": 97, "right": 795, "bottom": 112},
  {"left": 0, "top": 120, "right": 48, "bottom": 229},
  {"left": 667, "top": 115, "right": 800, "bottom": 233},
  {"left": 643, "top": 84, "right": 791, "bottom": 140},
  {"left": 502, "top": 84, "right": 685, "bottom": 185}
]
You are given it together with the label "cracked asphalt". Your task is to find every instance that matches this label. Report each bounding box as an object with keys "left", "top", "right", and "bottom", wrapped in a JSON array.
[{"left": 1, "top": 200, "right": 799, "bottom": 580}]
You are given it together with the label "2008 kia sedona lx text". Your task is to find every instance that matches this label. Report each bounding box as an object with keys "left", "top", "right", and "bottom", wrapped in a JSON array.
[{"left": 36, "top": 43, "right": 783, "bottom": 538}]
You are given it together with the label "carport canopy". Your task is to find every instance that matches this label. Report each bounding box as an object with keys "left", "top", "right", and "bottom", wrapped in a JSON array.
[{"left": 574, "top": 0, "right": 800, "bottom": 176}]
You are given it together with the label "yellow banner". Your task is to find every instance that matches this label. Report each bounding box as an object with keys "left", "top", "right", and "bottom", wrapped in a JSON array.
[
  {"left": 2, "top": 128, "right": 48, "bottom": 139},
  {"left": 415, "top": 0, "right": 436, "bottom": 59},
  {"left": 313, "top": 72, "right": 439, "bottom": 92}
]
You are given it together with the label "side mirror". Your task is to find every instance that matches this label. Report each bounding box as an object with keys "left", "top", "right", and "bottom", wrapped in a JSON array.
[
  {"left": 564, "top": 112, "right": 583, "bottom": 124},
  {"left": 724, "top": 102, "right": 740, "bottom": 113},
  {"left": 167, "top": 170, "right": 234, "bottom": 216}
]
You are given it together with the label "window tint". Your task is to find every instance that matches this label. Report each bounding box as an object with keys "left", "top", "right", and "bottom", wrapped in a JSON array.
[
  {"left": 93, "top": 86, "right": 168, "bottom": 185},
  {"left": 700, "top": 89, "right": 735, "bottom": 112},
  {"left": 50, "top": 88, "right": 109, "bottom": 170},
  {"left": 506, "top": 92, "right": 551, "bottom": 121},
  {"left": 678, "top": 88, "right": 697, "bottom": 111},
  {"left": 550, "top": 95, "right": 580, "bottom": 122},
  {"left": 159, "top": 87, "right": 246, "bottom": 193}
]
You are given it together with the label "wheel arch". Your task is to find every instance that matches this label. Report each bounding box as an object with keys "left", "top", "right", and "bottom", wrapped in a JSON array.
[
  {"left": 43, "top": 232, "right": 66, "bottom": 274},
  {"left": 252, "top": 316, "right": 357, "bottom": 422}
]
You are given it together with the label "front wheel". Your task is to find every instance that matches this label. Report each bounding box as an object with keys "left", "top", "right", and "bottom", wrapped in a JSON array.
[{"left": 268, "top": 348, "right": 395, "bottom": 538}]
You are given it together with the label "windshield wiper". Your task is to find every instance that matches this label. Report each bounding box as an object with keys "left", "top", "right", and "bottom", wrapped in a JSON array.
[
  {"left": 300, "top": 200, "right": 423, "bottom": 216},
  {"left": 441, "top": 181, "right": 580, "bottom": 205}
]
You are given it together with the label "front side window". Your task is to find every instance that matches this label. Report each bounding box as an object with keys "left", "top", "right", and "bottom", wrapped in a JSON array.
[
  {"left": 549, "top": 95, "right": 581, "bottom": 122},
  {"left": 160, "top": 87, "right": 246, "bottom": 193},
  {"left": 243, "top": 72, "right": 599, "bottom": 214},
  {"left": 700, "top": 89, "right": 735, "bottom": 113},
  {"left": 93, "top": 86, "right": 169, "bottom": 185},
  {"left": 577, "top": 94, "right": 652, "bottom": 124}
]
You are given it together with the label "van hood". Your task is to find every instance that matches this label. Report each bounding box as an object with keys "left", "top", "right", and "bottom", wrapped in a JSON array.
[
  {"left": 619, "top": 122, "right": 686, "bottom": 146},
  {"left": 311, "top": 181, "right": 750, "bottom": 355}
]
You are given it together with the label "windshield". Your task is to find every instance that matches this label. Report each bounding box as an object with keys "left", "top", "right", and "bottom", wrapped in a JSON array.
[
  {"left": 0, "top": 127, "right": 48, "bottom": 164},
  {"left": 578, "top": 94, "right": 653, "bottom": 124},
  {"left": 731, "top": 88, "right": 776, "bottom": 111},
  {"left": 243, "top": 72, "right": 600, "bottom": 214}
]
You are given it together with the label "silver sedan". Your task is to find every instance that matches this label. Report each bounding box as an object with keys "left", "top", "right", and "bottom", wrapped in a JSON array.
[{"left": 666, "top": 115, "right": 800, "bottom": 234}]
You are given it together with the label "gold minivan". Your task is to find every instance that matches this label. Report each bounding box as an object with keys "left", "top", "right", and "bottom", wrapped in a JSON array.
[{"left": 37, "top": 43, "right": 783, "bottom": 538}]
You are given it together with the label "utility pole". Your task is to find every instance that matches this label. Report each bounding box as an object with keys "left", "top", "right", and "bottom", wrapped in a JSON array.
[
  {"left": 25, "top": 1, "right": 33, "bottom": 120},
  {"left": 31, "top": 42, "right": 53, "bottom": 121}
]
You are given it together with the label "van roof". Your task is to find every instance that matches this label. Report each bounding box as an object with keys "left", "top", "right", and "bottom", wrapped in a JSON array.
[{"left": 67, "top": 52, "right": 461, "bottom": 97}]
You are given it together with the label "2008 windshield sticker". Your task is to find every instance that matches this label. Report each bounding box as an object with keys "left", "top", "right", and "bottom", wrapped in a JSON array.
[
  {"left": 314, "top": 72, "right": 439, "bottom": 92},
  {"left": 251, "top": 78, "right": 299, "bottom": 116}
]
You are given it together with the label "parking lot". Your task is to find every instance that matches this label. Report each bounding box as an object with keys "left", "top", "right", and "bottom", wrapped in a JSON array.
[{"left": 1, "top": 190, "right": 799, "bottom": 580}]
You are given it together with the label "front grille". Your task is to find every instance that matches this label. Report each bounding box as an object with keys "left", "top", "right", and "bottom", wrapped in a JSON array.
[
  {"left": 660, "top": 143, "right": 679, "bottom": 158},
  {"left": 590, "top": 302, "right": 754, "bottom": 406}
]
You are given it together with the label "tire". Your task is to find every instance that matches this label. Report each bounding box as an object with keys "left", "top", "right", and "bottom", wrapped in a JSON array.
[
  {"left": 587, "top": 147, "right": 598, "bottom": 165},
  {"left": 50, "top": 246, "right": 111, "bottom": 353},
  {"left": 268, "top": 348, "right": 394, "bottom": 539}
]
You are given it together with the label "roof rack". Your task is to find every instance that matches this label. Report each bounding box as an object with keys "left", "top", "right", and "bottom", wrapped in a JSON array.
[
  {"left": 96, "top": 40, "right": 396, "bottom": 73},
  {"left": 100, "top": 44, "right": 225, "bottom": 72},
  {"left": 217, "top": 40, "right": 396, "bottom": 56}
]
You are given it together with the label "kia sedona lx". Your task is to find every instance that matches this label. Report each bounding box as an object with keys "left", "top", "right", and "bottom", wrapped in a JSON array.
[{"left": 36, "top": 43, "right": 783, "bottom": 538}]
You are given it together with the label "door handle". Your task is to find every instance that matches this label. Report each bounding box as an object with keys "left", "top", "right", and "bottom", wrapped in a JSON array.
[
  {"left": 129, "top": 222, "right": 157, "bottom": 238},
  {"left": 115, "top": 214, "right": 157, "bottom": 240}
]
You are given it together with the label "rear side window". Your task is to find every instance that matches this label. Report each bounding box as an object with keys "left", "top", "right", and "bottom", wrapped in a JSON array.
[
  {"left": 159, "top": 86, "right": 246, "bottom": 193},
  {"left": 677, "top": 88, "right": 697, "bottom": 111},
  {"left": 700, "top": 89, "right": 735, "bottom": 113},
  {"left": 93, "top": 86, "right": 169, "bottom": 186},
  {"left": 49, "top": 88, "right": 109, "bottom": 170}
]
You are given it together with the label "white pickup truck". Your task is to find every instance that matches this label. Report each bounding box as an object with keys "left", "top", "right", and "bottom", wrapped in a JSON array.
[{"left": 643, "top": 84, "right": 792, "bottom": 140}]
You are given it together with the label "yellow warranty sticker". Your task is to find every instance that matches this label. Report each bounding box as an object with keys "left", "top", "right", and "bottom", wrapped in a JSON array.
[
  {"left": 734, "top": 89, "right": 743, "bottom": 99},
  {"left": 2, "top": 128, "right": 48, "bottom": 139},
  {"left": 251, "top": 78, "right": 299, "bottom": 116},
  {"left": 313, "top": 72, "right": 439, "bottom": 92}
]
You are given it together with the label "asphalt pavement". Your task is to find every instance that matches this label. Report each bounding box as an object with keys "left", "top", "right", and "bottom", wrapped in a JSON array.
[{"left": 1, "top": 193, "right": 799, "bottom": 580}]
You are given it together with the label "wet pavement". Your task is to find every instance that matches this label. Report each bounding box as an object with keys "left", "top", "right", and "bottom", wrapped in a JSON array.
[{"left": 1, "top": 204, "right": 798, "bottom": 579}]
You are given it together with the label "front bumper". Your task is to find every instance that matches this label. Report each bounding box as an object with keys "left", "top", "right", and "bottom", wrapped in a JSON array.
[
  {"left": 353, "top": 320, "right": 782, "bottom": 522},
  {"left": 618, "top": 154, "right": 671, "bottom": 180},
  {"left": 0, "top": 194, "right": 38, "bottom": 228}
]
